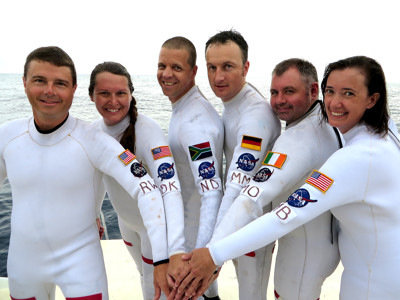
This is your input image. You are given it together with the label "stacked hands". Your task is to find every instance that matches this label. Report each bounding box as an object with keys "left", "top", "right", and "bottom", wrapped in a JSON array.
[{"left": 153, "top": 249, "right": 219, "bottom": 300}]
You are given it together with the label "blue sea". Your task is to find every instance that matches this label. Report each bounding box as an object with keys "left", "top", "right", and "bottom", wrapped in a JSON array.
[{"left": 0, "top": 73, "right": 399, "bottom": 277}]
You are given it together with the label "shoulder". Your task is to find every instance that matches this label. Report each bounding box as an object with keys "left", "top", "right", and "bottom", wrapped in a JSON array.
[{"left": 0, "top": 118, "right": 30, "bottom": 138}]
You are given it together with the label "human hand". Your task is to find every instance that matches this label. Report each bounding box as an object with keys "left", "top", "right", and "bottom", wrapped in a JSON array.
[
  {"left": 167, "top": 253, "right": 187, "bottom": 288},
  {"left": 172, "top": 248, "right": 217, "bottom": 300},
  {"left": 154, "top": 263, "right": 171, "bottom": 299}
]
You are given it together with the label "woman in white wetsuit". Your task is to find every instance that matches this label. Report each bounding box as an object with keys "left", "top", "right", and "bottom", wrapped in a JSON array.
[
  {"left": 89, "top": 62, "right": 185, "bottom": 300},
  {"left": 170, "top": 56, "right": 400, "bottom": 300}
]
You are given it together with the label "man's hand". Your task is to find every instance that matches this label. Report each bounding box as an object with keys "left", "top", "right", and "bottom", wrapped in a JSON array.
[
  {"left": 167, "top": 253, "right": 187, "bottom": 288},
  {"left": 153, "top": 263, "right": 171, "bottom": 300},
  {"left": 171, "top": 248, "right": 218, "bottom": 300}
]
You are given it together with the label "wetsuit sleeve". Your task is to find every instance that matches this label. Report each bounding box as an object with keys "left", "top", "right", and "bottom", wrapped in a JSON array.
[
  {"left": 138, "top": 121, "right": 186, "bottom": 256},
  {"left": 179, "top": 133, "right": 223, "bottom": 248},
  {"left": 209, "top": 147, "right": 364, "bottom": 266},
  {"left": 212, "top": 123, "right": 321, "bottom": 242},
  {"left": 215, "top": 108, "right": 280, "bottom": 228},
  {"left": 83, "top": 129, "right": 169, "bottom": 263}
]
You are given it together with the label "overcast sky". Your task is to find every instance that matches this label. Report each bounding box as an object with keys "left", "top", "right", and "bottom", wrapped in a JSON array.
[{"left": 1, "top": 0, "right": 399, "bottom": 83}]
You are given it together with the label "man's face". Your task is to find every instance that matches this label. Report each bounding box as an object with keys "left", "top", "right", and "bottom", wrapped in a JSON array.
[
  {"left": 206, "top": 42, "right": 249, "bottom": 102},
  {"left": 157, "top": 47, "right": 197, "bottom": 103},
  {"left": 270, "top": 67, "right": 317, "bottom": 124},
  {"left": 23, "top": 60, "right": 76, "bottom": 130}
]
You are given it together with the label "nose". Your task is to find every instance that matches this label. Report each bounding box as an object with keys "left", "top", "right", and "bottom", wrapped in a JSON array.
[
  {"left": 274, "top": 92, "right": 286, "bottom": 105},
  {"left": 215, "top": 68, "right": 224, "bottom": 82},
  {"left": 44, "top": 83, "right": 56, "bottom": 95},
  {"left": 162, "top": 66, "right": 173, "bottom": 78}
]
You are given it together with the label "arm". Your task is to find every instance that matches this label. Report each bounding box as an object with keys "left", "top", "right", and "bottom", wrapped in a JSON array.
[
  {"left": 215, "top": 99, "right": 280, "bottom": 228},
  {"left": 136, "top": 117, "right": 186, "bottom": 286},
  {"left": 89, "top": 129, "right": 169, "bottom": 264}
]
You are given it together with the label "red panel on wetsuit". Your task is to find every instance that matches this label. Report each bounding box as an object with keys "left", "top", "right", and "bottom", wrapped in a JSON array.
[{"left": 66, "top": 293, "right": 102, "bottom": 300}]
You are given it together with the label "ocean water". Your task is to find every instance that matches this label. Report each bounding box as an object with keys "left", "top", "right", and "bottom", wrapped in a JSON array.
[{"left": 0, "top": 73, "right": 399, "bottom": 277}]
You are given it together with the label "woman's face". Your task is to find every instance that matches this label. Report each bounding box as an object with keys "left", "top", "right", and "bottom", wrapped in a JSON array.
[
  {"left": 90, "top": 72, "right": 132, "bottom": 126},
  {"left": 324, "top": 68, "right": 379, "bottom": 134}
]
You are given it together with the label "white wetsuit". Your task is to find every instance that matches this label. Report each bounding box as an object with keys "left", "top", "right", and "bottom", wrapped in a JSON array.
[
  {"left": 214, "top": 83, "right": 281, "bottom": 300},
  {"left": 0, "top": 115, "right": 167, "bottom": 300},
  {"left": 212, "top": 101, "right": 341, "bottom": 300},
  {"left": 168, "top": 85, "right": 224, "bottom": 298},
  {"left": 209, "top": 123, "right": 400, "bottom": 300},
  {"left": 93, "top": 113, "right": 185, "bottom": 300}
]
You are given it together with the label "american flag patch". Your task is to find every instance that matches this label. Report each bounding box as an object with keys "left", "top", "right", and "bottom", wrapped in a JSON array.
[
  {"left": 118, "top": 149, "right": 136, "bottom": 165},
  {"left": 305, "top": 170, "right": 333, "bottom": 193},
  {"left": 151, "top": 146, "right": 172, "bottom": 160}
]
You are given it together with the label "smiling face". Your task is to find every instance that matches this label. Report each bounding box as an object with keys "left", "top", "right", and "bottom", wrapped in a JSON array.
[
  {"left": 206, "top": 42, "right": 249, "bottom": 102},
  {"left": 157, "top": 47, "right": 197, "bottom": 103},
  {"left": 90, "top": 71, "right": 132, "bottom": 126},
  {"left": 270, "top": 67, "right": 318, "bottom": 124},
  {"left": 23, "top": 60, "right": 76, "bottom": 131},
  {"left": 324, "top": 68, "right": 379, "bottom": 133}
]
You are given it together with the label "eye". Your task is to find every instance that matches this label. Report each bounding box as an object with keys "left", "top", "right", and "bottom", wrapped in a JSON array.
[
  {"left": 344, "top": 91, "right": 354, "bottom": 97},
  {"left": 173, "top": 65, "right": 182, "bottom": 71},
  {"left": 270, "top": 90, "right": 278, "bottom": 96},
  {"left": 55, "top": 81, "right": 68, "bottom": 87},
  {"left": 224, "top": 64, "right": 233, "bottom": 70},
  {"left": 284, "top": 89, "right": 295, "bottom": 95},
  {"left": 324, "top": 88, "right": 334, "bottom": 95},
  {"left": 207, "top": 65, "right": 216, "bottom": 71},
  {"left": 117, "top": 91, "right": 127, "bottom": 96},
  {"left": 157, "top": 64, "right": 165, "bottom": 70}
]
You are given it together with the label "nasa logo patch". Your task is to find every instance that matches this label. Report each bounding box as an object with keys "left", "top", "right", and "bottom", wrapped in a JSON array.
[
  {"left": 157, "top": 163, "right": 175, "bottom": 180},
  {"left": 198, "top": 161, "right": 216, "bottom": 179},
  {"left": 287, "top": 188, "right": 317, "bottom": 208},
  {"left": 131, "top": 162, "right": 148, "bottom": 178},
  {"left": 253, "top": 167, "right": 273, "bottom": 182},
  {"left": 236, "top": 153, "right": 259, "bottom": 172}
]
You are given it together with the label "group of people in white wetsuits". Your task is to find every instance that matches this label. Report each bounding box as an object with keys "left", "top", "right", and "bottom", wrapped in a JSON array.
[{"left": 1, "top": 30, "right": 400, "bottom": 300}]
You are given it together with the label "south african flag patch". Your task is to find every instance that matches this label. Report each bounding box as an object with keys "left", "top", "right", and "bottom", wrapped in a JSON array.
[{"left": 189, "top": 142, "right": 213, "bottom": 161}]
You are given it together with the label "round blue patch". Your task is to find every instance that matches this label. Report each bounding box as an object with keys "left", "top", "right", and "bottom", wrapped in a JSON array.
[
  {"left": 158, "top": 163, "right": 175, "bottom": 180},
  {"left": 236, "top": 153, "right": 259, "bottom": 172},
  {"left": 131, "top": 162, "right": 148, "bottom": 178},
  {"left": 198, "top": 161, "right": 216, "bottom": 179},
  {"left": 253, "top": 167, "right": 273, "bottom": 182},
  {"left": 287, "top": 188, "right": 317, "bottom": 208}
]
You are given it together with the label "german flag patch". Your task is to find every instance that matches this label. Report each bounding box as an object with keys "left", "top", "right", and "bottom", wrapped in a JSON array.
[{"left": 241, "top": 135, "right": 262, "bottom": 151}]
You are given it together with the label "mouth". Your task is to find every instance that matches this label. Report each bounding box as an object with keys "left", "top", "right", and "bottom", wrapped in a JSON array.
[
  {"left": 163, "top": 81, "right": 176, "bottom": 86},
  {"left": 105, "top": 108, "right": 121, "bottom": 113},
  {"left": 40, "top": 98, "right": 61, "bottom": 104},
  {"left": 331, "top": 111, "right": 347, "bottom": 117}
]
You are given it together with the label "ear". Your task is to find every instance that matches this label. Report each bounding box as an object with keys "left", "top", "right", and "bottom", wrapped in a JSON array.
[
  {"left": 243, "top": 61, "right": 250, "bottom": 77},
  {"left": 192, "top": 65, "right": 198, "bottom": 80},
  {"left": 367, "top": 92, "right": 380, "bottom": 109},
  {"left": 310, "top": 82, "right": 319, "bottom": 100}
]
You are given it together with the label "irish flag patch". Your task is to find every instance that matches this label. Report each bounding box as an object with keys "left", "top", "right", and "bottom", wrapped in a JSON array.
[{"left": 262, "top": 151, "right": 287, "bottom": 169}]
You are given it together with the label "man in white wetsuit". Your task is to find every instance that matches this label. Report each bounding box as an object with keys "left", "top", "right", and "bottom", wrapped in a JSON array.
[
  {"left": 0, "top": 46, "right": 168, "bottom": 300},
  {"left": 172, "top": 55, "right": 400, "bottom": 300},
  {"left": 210, "top": 58, "right": 341, "bottom": 300},
  {"left": 157, "top": 37, "right": 224, "bottom": 300},
  {"left": 89, "top": 62, "right": 185, "bottom": 300},
  {"left": 204, "top": 30, "right": 281, "bottom": 300}
]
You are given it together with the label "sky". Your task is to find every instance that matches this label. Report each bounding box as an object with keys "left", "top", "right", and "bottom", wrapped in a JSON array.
[{"left": 1, "top": 0, "right": 399, "bottom": 84}]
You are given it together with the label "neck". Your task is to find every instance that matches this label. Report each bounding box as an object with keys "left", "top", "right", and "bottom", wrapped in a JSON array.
[{"left": 34, "top": 114, "right": 69, "bottom": 133}]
